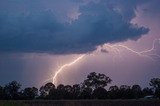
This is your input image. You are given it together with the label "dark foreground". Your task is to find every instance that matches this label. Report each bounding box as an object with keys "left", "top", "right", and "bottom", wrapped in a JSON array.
[{"left": 0, "top": 100, "right": 160, "bottom": 106}]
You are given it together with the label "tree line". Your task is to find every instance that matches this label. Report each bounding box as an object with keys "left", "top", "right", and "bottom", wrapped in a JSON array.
[{"left": 0, "top": 72, "right": 160, "bottom": 100}]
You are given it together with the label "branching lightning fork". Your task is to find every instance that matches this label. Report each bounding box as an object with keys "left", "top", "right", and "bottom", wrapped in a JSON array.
[
  {"left": 43, "top": 38, "right": 160, "bottom": 85},
  {"left": 43, "top": 55, "right": 85, "bottom": 85},
  {"left": 52, "top": 55, "right": 85, "bottom": 85}
]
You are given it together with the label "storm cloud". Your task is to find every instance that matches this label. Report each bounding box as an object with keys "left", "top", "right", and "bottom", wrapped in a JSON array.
[{"left": 0, "top": 0, "right": 149, "bottom": 54}]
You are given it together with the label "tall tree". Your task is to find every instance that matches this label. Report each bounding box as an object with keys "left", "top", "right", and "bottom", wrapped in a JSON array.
[
  {"left": 39, "top": 86, "right": 47, "bottom": 99},
  {"left": 44, "top": 82, "right": 55, "bottom": 94},
  {"left": 92, "top": 87, "right": 108, "bottom": 99},
  {"left": 50, "top": 84, "right": 65, "bottom": 99},
  {"left": 79, "top": 87, "right": 92, "bottom": 99},
  {"left": 119, "top": 85, "right": 133, "bottom": 99},
  {"left": 72, "top": 84, "right": 81, "bottom": 99},
  {"left": 4, "top": 81, "right": 21, "bottom": 99},
  {"left": 155, "top": 88, "right": 160, "bottom": 98},
  {"left": 0, "top": 86, "right": 5, "bottom": 99},
  {"left": 39, "top": 82, "right": 55, "bottom": 99},
  {"left": 83, "top": 72, "right": 112, "bottom": 90},
  {"left": 63, "top": 85, "right": 73, "bottom": 99},
  {"left": 150, "top": 78, "right": 160, "bottom": 98},
  {"left": 131, "top": 85, "right": 142, "bottom": 99},
  {"left": 22, "top": 87, "right": 38, "bottom": 99},
  {"left": 150, "top": 78, "right": 160, "bottom": 90},
  {"left": 142, "top": 87, "right": 153, "bottom": 96},
  {"left": 108, "top": 85, "right": 120, "bottom": 99}
]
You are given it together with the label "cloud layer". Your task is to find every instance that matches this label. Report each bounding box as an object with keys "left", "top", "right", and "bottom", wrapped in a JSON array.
[{"left": 0, "top": 0, "right": 149, "bottom": 54}]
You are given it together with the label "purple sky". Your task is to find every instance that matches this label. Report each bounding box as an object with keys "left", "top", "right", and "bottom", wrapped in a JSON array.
[{"left": 0, "top": 0, "right": 160, "bottom": 88}]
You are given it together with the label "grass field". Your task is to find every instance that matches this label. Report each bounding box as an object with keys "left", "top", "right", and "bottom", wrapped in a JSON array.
[{"left": 0, "top": 100, "right": 160, "bottom": 106}]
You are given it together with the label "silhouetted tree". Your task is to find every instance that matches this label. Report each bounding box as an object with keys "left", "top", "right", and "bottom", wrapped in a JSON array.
[
  {"left": 108, "top": 85, "right": 120, "bottom": 99},
  {"left": 131, "top": 85, "right": 142, "bottom": 99},
  {"left": 39, "top": 82, "right": 55, "bottom": 99},
  {"left": 150, "top": 78, "right": 160, "bottom": 98},
  {"left": 83, "top": 72, "right": 112, "bottom": 90},
  {"left": 79, "top": 87, "right": 92, "bottom": 99},
  {"left": 39, "top": 86, "right": 47, "bottom": 99},
  {"left": 92, "top": 87, "right": 108, "bottom": 99},
  {"left": 155, "top": 88, "right": 160, "bottom": 98},
  {"left": 119, "top": 85, "right": 133, "bottom": 99},
  {"left": 72, "top": 84, "right": 81, "bottom": 99},
  {"left": 142, "top": 87, "right": 153, "bottom": 96},
  {"left": 48, "top": 84, "right": 66, "bottom": 99},
  {"left": 150, "top": 78, "right": 160, "bottom": 89},
  {"left": 63, "top": 85, "right": 73, "bottom": 99},
  {"left": 0, "top": 86, "right": 5, "bottom": 100},
  {"left": 4, "top": 81, "right": 21, "bottom": 100},
  {"left": 48, "top": 87, "right": 58, "bottom": 99},
  {"left": 56, "top": 84, "right": 66, "bottom": 99},
  {"left": 44, "top": 83, "right": 55, "bottom": 93},
  {"left": 22, "top": 87, "right": 38, "bottom": 100},
  {"left": 0, "top": 74, "right": 160, "bottom": 100}
]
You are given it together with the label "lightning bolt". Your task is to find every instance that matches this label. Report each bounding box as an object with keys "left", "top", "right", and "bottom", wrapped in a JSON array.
[
  {"left": 112, "top": 44, "right": 154, "bottom": 60},
  {"left": 43, "top": 38, "right": 160, "bottom": 85},
  {"left": 52, "top": 55, "right": 85, "bottom": 85},
  {"left": 43, "top": 55, "right": 85, "bottom": 85},
  {"left": 102, "top": 38, "right": 160, "bottom": 61}
]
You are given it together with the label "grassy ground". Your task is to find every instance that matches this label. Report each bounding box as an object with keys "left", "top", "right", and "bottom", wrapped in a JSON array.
[
  {"left": 0, "top": 101, "right": 24, "bottom": 106},
  {"left": 0, "top": 100, "right": 160, "bottom": 106}
]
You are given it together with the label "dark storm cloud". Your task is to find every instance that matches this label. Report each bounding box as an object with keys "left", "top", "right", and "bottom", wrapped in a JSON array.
[
  {"left": 101, "top": 49, "right": 108, "bottom": 53},
  {"left": 141, "top": 0, "right": 160, "bottom": 18},
  {"left": 0, "top": 0, "right": 149, "bottom": 54}
]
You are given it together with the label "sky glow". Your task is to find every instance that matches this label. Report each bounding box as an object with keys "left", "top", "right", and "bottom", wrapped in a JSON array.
[{"left": 0, "top": 0, "right": 160, "bottom": 87}]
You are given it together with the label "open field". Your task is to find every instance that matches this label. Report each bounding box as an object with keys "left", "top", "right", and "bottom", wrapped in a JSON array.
[{"left": 0, "top": 100, "right": 160, "bottom": 106}]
